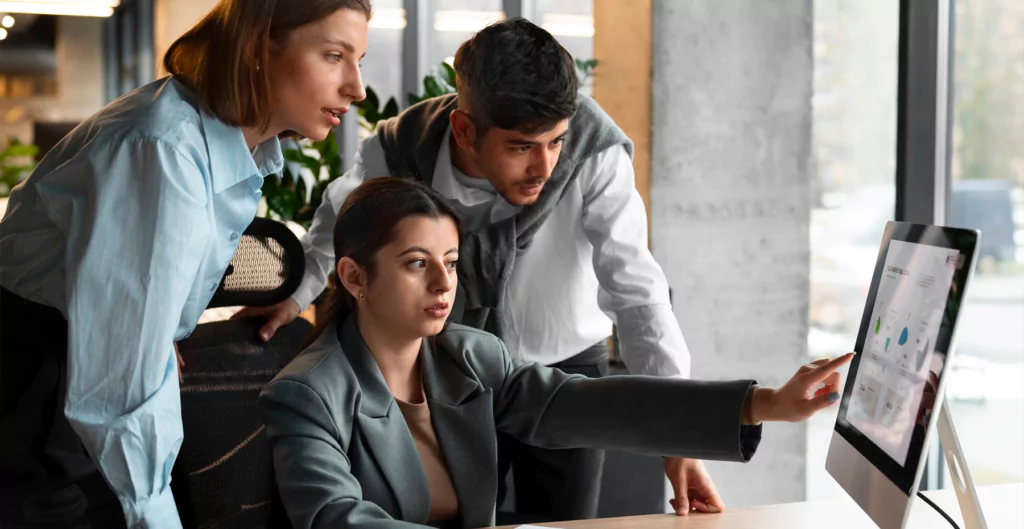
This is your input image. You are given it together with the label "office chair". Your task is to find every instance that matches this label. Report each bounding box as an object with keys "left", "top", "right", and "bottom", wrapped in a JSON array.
[{"left": 171, "top": 217, "right": 312, "bottom": 529}]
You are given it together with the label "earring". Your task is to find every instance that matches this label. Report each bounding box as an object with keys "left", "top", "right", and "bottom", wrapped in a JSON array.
[{"left": 358, "top": 292, "right": 365, "bottom": 301}]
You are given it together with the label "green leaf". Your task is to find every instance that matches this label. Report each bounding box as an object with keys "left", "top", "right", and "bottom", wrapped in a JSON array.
[
  {"left": 296, "top": 173, "right": 308, "bottom": 208},
  {"left": 364, "top": 87, "right": 379, "bottom": 113},
  {"left": 439, "top": 61, "right": 457, "bottom": 87},
  {"left": 382, "top": 98, "right": 399, "bottom": 121},
  {"left": 408, "top": 93, "right": 423, "bottom": 107},
  {"left": 423, "top": 76, "right": 443, "bottom": 99},
  {"left": 321, "top": 131, "right": 339, "bottom": 164},
  {"left": 435, "top": 76, "right": 455, "bottom": 94},
  {"left": 282, "top": 149, "right": 307, "bottom": 164},
  {"left": 266, "top": 191, "right": 300, "bottom": 221},
  {"left": 2, "top": 145, "right": 39, "bottom": 158}
]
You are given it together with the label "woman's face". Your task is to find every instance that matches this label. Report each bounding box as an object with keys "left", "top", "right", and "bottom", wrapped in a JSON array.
[
  {"left": 267, "top": 8, "right": 368, "bottom": 140},
  {"left": 352, "top": 215, "right": 460, "bottom": 340}
]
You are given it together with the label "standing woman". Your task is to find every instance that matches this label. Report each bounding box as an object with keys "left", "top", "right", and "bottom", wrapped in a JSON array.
[{"left": 0, "top": 0, "right": 369, "bottom": 527}]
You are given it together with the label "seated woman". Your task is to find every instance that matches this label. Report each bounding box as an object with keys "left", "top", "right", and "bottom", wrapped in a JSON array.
[{"left": 258, "top": 177, "right": 851, "bottom": 529}]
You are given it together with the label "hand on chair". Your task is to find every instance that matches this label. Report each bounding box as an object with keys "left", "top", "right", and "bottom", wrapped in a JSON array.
[{"left": 232, "top": 299, "right": 302, "bottom": 342}]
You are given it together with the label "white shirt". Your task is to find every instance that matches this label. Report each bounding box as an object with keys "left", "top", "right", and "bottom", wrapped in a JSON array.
[{"left": 291, "top": 132, "right": 690, "bottom": 378}]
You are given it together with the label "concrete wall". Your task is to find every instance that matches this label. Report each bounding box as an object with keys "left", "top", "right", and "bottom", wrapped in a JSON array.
[
  {"left": 55, "top": 17, "right": 105, "bottom": 121},
  {"left": 650, "top": 0, "right": 813, "bottom": 507}
]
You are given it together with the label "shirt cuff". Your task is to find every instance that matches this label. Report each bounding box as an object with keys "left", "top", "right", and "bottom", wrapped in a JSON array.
[
  {"left": 615, "top": 304, "right": 692, "bottom": 378},
  {"left": 739, "top": 424, "right": 763, "bottom": 462},
  {"left": 290, "top": 273, "right": 324, "bottom": 312},
  {"left": 122, "top": 487, "right": 182, "bottom": 529}
]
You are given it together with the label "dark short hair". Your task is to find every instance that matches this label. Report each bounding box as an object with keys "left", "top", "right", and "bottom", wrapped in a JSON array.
[
  {"left": 164, "top": 0, "right": 372, "bottom": 131},
  {"left": 453, "top": 17, "right": 579, "bottom": 134}
]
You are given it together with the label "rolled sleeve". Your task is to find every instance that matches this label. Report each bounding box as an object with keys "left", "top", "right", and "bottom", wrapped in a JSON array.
[
  {"left": 290, "top": 137, "right": 388, "bottom": 310},
  {"left": 39, "top": 138, "right": 208, "bottom": 528},
  {"left": 580, "top": 146, "right": 691, "bottom": 378}
]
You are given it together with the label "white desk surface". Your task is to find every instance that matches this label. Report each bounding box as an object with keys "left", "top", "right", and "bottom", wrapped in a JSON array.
[{"left": 494, "top": 482, "right": 1022, "bottom": 529}]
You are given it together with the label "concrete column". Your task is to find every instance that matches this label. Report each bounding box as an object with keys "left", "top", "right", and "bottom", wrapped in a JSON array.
[
  {"left": 55, "top": 17, "right": 105, "bottom": 120},
  {"left": 650, "top": 0, "right": 813, "bottom": 507}
]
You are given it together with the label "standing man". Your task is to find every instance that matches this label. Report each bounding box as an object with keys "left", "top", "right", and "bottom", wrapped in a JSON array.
[{"left": 238, "top": 18, "right": 721, "bottom": 522}]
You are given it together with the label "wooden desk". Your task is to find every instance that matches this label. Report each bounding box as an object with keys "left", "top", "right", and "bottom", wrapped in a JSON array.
[{"left": 494, "top": 483, "right": 1022, "bottom": 529}]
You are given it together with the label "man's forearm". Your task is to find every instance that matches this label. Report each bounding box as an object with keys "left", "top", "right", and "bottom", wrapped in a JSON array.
[{"left": 614, "top": 304, "right": 691, "bottom": 378}]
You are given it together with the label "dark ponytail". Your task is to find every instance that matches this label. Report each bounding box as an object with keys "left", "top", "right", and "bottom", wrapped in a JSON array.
[{"left": 297, "top": 178, "right": 463, "bottom": 353}]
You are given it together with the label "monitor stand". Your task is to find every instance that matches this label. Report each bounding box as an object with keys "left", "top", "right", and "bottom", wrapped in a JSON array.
[{"left": 932, "top": 401, "right": 988, "bottom": 529}]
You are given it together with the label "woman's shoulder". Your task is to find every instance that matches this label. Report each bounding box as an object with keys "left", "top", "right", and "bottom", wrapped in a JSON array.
[
  {"left": 433, "top": 324, "right": 511, "bottom": 384},
  {"left": 259, "top": 325, "right": 364, "bottom": 445},
  {"left": 435, "top": 324, "right": 504, "bottom": 351},
  {"left": 88, "top": 77, "right": 205, "bottom": 148},
  {"left": 264, "top": 324, "right": 361, "bottom": 406}
]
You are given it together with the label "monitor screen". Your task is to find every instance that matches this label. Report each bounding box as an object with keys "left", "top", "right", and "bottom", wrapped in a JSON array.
[{"left": 834, "top": 222, "right": 978, "bottom": 494}]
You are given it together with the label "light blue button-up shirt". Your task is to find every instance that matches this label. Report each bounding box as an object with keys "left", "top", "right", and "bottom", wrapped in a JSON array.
[{"left": 0, "top": 76, "right": 283, "bottom": 528}]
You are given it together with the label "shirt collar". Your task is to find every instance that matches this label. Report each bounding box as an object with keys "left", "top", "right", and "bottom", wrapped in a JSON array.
[
  {"left": 434, "top": 129, "right": 497, "bottom": 194},
  {"left": 200, "top": 111, "right": 284, "bottom": 194}
]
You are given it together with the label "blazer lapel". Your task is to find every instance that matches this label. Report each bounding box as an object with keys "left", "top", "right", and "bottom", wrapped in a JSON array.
[
  {"left": 338, "top": 320, "right": 431, "bottom": 523},
  {"left": 421, "top": 337, "right": 498, "bottom": 529}
]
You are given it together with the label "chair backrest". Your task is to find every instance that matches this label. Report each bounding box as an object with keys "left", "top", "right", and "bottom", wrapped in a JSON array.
[{"left": 172, "top": 217, "right": 312, "bottom": 529}]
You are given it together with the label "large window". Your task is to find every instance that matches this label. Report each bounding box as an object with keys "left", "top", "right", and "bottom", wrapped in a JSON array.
[
  {"left": 806, "top": 0, "right": 1024, "bottom": 499},
  {"left": 534, "top": 0, "right": 593, "bottom": 63},
  {"left": 363, "top": 0, "right": 403, "bottom": 106},
  {"left": 944, "top": 0, "right": 1024, "bottom": 487},
  {"left": 427, "top": 0, "right": 502, "bottom": 68},
  {"left": 806, "top": 0, "right": 900, "bottom": 500}
]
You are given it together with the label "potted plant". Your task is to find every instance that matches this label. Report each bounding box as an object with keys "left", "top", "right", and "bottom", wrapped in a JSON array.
[
  {"left": 0, "top": 138, "right": 40, "bottom": 216},
  {"left": 260, "top": 129, "right": 344, "bottom": 233},
  {"left": 1, "top": 138, "right": 39, "bottom": 196}
]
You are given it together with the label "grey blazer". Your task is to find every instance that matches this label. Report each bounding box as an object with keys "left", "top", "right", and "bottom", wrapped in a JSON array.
[{"left": 258, "top": 318, "right": 762, "bottom": 529}]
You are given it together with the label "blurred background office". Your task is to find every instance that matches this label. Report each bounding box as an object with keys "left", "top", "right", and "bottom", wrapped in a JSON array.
[{"left": 1, "top": 0, "right": 1020, "bottom": 514}]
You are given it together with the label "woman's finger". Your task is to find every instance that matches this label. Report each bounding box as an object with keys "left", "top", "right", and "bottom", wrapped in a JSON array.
[
  {"left": 802, "top": 389, "right": 842, "bottom": 416},
  {"left": 699, "top": 485, "right": 725, "bottom": 512},
  {"left": 821, "top": 371, "right": 841, "bottom": 392},
  {"left": 802, "top": 353, "right": 854, "bottom": 385},
  {"left": 690, "top": 499, "right": 721, "bottom": 513}
]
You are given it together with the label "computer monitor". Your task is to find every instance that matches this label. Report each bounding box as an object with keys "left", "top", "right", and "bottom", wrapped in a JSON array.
[{"left": 826, "top": 221, "right": 980, "bottom": 528}]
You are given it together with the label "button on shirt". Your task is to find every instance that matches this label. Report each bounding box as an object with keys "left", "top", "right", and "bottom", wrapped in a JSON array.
[
  {"left": 291, "top": 130, "right": 690, "bottom": 378},
  {"left": 0, "top": 76, "right": 283, "bottom": 528}
]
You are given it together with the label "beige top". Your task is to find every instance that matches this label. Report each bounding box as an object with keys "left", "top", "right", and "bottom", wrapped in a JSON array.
[{"left": 395, "top": 394, "right": 460, "bottom": 524}]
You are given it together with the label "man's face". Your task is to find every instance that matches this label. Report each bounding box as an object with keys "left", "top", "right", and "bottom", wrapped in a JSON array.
[{"left": 468, "top": 120, "right": 570, "bottom": 207}]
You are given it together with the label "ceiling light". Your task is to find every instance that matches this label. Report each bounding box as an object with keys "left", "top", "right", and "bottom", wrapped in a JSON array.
[
  {"left": 0, "top": 1, "right": 120, "bottom": 18},
  {"left": 541, "top": 13, "right": 594, "bottom": 37},
  {"left": 0, "top": 27, "right": 7, "bottom": 39},
  {"left": 1, "top": 14, "right": 14, "bottom": 27},
  {"left": 434, "top": 10, "right": 504, "bottom": 33},
  {"left": 368, "top": 7, "right": 405, "bottom": 30}
]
